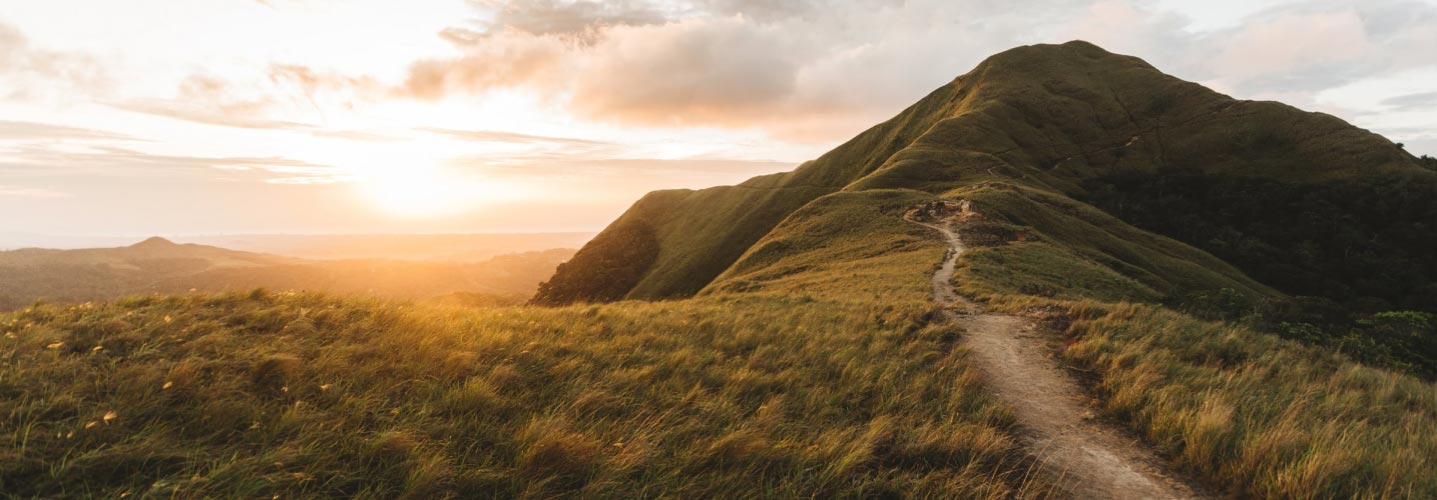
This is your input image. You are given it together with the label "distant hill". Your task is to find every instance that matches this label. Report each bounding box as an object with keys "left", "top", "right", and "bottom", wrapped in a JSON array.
[
  {"left": 0, "top": 238, "right": 574, "bottom": 309},
  {"left": 178, "top": 233, "right": 594, "bottom": 262}
]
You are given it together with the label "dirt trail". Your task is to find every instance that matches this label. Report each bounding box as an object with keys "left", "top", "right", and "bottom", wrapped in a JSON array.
[{"left": 916, "top": 217, "right": 1207, "bottom": 500}]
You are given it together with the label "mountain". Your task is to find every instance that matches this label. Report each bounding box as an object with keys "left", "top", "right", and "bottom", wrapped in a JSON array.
[
  {"left": 536, "top": 40, "right": 1435, "bottom": 313},
  {"left": 0, "top": 238, "right": 574, "bottom": 309}
]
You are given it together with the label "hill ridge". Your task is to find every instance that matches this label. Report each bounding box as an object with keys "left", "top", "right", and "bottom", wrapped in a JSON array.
[{"left": 536, "top": 40, "right": 1434, "bottom": 310}]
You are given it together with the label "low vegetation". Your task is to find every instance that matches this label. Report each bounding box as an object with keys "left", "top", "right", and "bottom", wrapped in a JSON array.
[
  {"left": 1, "top": 291, "right": 1047, "bottom": 498},
  {"left": 951, "top": 191, "right": 1437, "bottom": 498}
]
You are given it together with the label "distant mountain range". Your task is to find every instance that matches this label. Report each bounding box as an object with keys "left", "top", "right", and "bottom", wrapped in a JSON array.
[
  {"left": 0, "top": 232, "right": 594, "bottom": 261},
  {"left": 0, "top": 237, "right": 575, "bottom": 310}
]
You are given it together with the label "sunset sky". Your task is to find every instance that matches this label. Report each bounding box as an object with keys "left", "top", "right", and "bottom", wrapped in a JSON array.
[{"left": 3, "top": 0, "right": 1436, "bottom": 242}]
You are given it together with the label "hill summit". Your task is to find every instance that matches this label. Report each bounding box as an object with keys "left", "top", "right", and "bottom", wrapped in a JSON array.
[
  {"left": 130, "top": 236, "right": 179, "bottom": 248},
  {"left": 536, "top": 40, "right": 1436, "bottom": 312}
]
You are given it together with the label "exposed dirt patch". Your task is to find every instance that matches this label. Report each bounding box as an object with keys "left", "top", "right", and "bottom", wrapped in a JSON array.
[{"left": 912, "top": 215, "right": 1209, "bottom": 500}]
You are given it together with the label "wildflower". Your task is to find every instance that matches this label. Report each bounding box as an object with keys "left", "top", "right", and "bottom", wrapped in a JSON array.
[
  {"left": 4, "top": 332, "right": 15, "bottom": 339},
  {"left": 163, "top": 381, "right": 174, "bottom": 390},
  {"left": 163, "top": 315, "right": 173, "bottom": 324},
  {"left": 319, "top": 384, "right": 332, "bottom": 391},
  {"left": 103, "top": 411, "right": 117, "bottom": 423}
]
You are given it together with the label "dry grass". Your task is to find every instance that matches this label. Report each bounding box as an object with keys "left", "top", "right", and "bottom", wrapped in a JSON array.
[
  {"left": 951, "top": 208, "right": 1437, "bottom": 498},
  {"left": 0, "top": 290, "right": 1046, "bottom": 498},
  {"left": 1058, "top": 301, "right": 1437, "bottom": 498}
]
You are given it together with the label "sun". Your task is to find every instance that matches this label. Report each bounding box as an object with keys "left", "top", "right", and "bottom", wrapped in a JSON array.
[{"left": 361, "top": 164, "right": 470, "bottom": 217}]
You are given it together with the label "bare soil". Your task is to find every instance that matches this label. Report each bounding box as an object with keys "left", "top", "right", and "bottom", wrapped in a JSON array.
[{"left": 916, "top": 216, "right": 1209, "bottom": 500}]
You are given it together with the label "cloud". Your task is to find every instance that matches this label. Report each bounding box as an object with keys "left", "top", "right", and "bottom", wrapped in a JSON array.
[
  {"left": 417, "top": 127, "right": 611, "bottom": 146},
  {"left": 474, "top": 0, "right": 670, "bottom": 37},
  {"left": 402, "top": 29, "right": 571, "bottom": 99},
  {"left": 1207, "top": 10, "right": 1372, "bottom": 91},
  {"left": 309, "top": 130, "right": 406, "bottom": 142},
  {"left": 0, "top": 184, "right": 69, "bottom": 199},
  {"left": 448, "top": 154, "right": 792, "bottom": 188},
  {"left": 1381, "top": 91, "right": 1437, "bottom": 110},
  {"left": 0, "top": 22, "right": 107, "bottom": 101},
  {"left": 567, "top": 17, "right": 801, "bottom": 125},
  {"left": 107, "top": 73, "right": 312, "bottom": 129},
  {"left": 0, "top": 120, "right": 141, "bottom": 141},
  {"left": 109, "top": 64, "right": 383, "bottom": 130},
  {"left": 377, "top": 0, "right": 1437, "bottom": 142},
  {"left": 0, "top": 143, "right": 346, "bottom": 184}
]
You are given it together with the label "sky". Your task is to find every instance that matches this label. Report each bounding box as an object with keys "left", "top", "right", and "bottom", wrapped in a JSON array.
[{"left": 2, "top": 0, "right": 1435, "bottom": 241}]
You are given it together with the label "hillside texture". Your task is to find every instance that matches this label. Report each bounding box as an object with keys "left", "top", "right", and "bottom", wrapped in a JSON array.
[
  {"left": 527, "top": 41, "right": 1437, "bottom": 497},
  {"left": 535, "top": 40, "right": 1434, "bottom": 311}
]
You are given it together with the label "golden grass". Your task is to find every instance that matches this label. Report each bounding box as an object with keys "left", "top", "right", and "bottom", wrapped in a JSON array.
[
  {"left": 0, "top": 290, "right": 1046, "bottom": 498},
  {"left": 1054, "top": 301, "right": 1437, "bottom": 498}
]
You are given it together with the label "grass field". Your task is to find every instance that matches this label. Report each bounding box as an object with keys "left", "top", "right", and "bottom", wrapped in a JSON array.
[{"left": 1, "top": 294, "right": 1049, "bottom": 498}]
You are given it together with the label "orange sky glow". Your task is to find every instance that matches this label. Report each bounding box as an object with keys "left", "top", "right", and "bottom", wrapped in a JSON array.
[{"left": 2, "top": 0, "right": 1434, "bottom": 244}]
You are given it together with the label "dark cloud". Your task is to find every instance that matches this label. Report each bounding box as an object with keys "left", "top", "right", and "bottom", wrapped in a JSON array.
[
  {"left": 1381, "top": 91, "right": 1437, "bottom": 110},
  {"left": 379, "top": 0, "right": 1437, "bottom": 142},
  {"left": 568, "top": 18, "right": 800, "bottom": 125},
  {"left": 475, "top": 0, "right": 669, "bottom": 37},
  {"left": 0, "top": 120, "right": 141, "bottom": 141}
]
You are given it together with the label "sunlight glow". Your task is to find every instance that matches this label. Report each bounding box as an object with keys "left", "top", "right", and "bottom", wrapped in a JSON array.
[{"left": 361, "top": 163, "right": 473, "bottom": 217}]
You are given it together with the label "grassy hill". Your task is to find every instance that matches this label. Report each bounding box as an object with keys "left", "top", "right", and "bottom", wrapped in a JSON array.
[
  {"left": 0, "top": 239, "right": 573, "bottom": 310},
  {"left": 5, "top": 41, "right": 1437, "bottom": 498},
  {"left": 537, "top": 41, "right": 1434, "bottom": 313},
  {"left": 530, "top": 40, "right": 1437, "bottom": 497}
]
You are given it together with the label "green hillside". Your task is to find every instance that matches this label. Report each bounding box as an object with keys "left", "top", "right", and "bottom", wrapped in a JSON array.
[
  {"left": 538, "top": 41, "right": 1434, "bottom": 312},
  {"left": 528, "top": 40, "right": 1437, "bottom": 497}
]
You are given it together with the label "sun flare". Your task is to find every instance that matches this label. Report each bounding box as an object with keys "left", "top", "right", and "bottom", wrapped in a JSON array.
[{"left": 362, "top": 164, "right": 470, "bottom": 217}]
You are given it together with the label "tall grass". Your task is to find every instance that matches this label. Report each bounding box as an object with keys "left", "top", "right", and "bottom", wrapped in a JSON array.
[
  {"left": 1059, "top": 302, "right": 1437, "bottom": 498},
  {"left": 952, "top": 206, "right": 1437, "bottom": 498},
  {"left": 1, "top": 290, "right": 1046, "bottom": 498}
]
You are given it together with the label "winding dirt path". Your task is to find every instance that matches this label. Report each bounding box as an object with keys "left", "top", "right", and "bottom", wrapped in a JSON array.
[{"left": 916, "top": 217, "right": 1207, "bottom": 500}]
